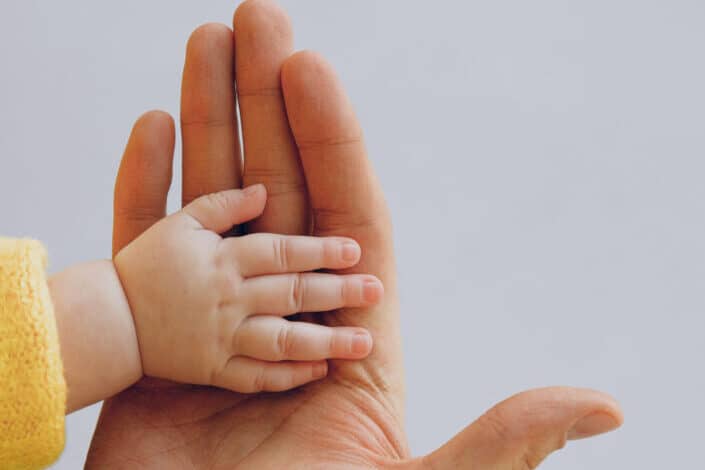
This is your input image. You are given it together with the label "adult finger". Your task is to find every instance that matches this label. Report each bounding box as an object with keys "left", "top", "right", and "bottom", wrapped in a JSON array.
[
  {"left": 234, "top": 315, "right": 372, "bottom": 361},
  {"left": 416, "top": 387, "right": 623, "bottom": 470},
  {"left": 181, "top": 23, "right": 241, "bottom": 207},
  {"left": 234, "top": 0, "right": 309, "bottom": 235},
  {"left": 113, "top": 110, "right": 174, "bottom": 255},
  {"left": 281, "top": 51, "right": 403, "bottom": 405}
]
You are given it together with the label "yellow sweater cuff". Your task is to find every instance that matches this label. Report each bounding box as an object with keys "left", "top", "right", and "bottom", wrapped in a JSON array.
[{"left": 0, "top": 238, "right": 66, "bottom": 469}]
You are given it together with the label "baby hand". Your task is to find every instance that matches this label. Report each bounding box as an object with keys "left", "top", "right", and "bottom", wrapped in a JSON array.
[{"left": 114, "top": 184, "right": 382, "bottom": 392}]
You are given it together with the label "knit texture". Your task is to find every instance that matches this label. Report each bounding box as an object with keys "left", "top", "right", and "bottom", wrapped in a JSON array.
[{"left": 0, "top": 238, "right": 65, "bottom": 469}]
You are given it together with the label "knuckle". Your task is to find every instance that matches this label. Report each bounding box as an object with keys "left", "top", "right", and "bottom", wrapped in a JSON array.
[
  {"left": 114, "top": 207, "right": 162, "bottom": 226},
  {"left": 479, "top": 405, "right": 565, "bottom": 470},
  {"left": 339, "top": 277, "right": 348, "bottom": 304},
  {"left": 214, "top": 256, "right": 241, "bottom": 297},
  {"left": 244, "top": 169, "right": 306, "bottom": 197},
  {"left": 206, "top": 191, "right": 231, "bottom": 212},
  {"left": 275, "top": 325, "right": 293, "bottom": 360},
  {"left": 327, "top": 330, "right": 337, "bottom": 355},
  {"left": 273, "top": 237, "right": 289, "bottom": 271},
  {"left": 478, "top": 408, "right": 518, "bottom": 445},
  {"left": 312, "top": 207, "right": 391, "bottom": 237},
  {"left": 288, "top": 274, "right": 305, "bottom": 313},
  {"left": 295, "top": 135, "right": 362, "bottom": 152},
  {"left": 518, "top": 452, "right": 543, "bottom": 470},
  {"left": 518, "top": 432, "right": 566, "bottom": 470}
]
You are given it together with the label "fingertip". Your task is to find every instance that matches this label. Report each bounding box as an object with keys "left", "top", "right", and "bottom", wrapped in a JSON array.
[
  {"left": 233, "top": 0, "right": 292, "bottom": 43},
  {"left": 243, "top": 183, "right": 266, "bottom": 197},
  {"left": 125, "top": 110, "right": 175, "bottom": 163},
  {"left": 242, "top": 183, "right": 268, "bottom": 214},
  {"left": 134, "top": 109, "right": 175, "bottom": 133},
  {"left": 567, "top": 411, "right": 623, "bottom": 440},
  {"left": 114, "top": 110, "right": 175, "bottom": 254},
  {"left": 181, "top": 22, "right": 235, "bottom": 126},
  {"left": 339, "top": 239, "right": 361, "bottom": 266},
  {"left": 567, "top": 391, "right": 624, "bottom": 440},
  {"left": 186, "top": 22, "right": 233, "bottom": 55},
  {"left": 282, "top": 51, "right": 342, "bottom": 127},
  {"left": 350, "top": 330, "right": 373, "bottom": 357},
  {"left": 281, "top": 50, "right": 329, "bottom": 86},
  {"left": 362, "top": 276, "right": 384, "bottom": 304}
]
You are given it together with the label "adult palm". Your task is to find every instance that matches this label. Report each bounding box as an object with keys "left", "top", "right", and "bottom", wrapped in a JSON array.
[{"left": 86, "top": 1, "right": 622, "bottom": 468}]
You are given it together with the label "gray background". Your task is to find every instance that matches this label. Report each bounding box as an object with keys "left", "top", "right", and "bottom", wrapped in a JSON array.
[{"left": 1, "top": 1, "right": 703, "bottom": 468}]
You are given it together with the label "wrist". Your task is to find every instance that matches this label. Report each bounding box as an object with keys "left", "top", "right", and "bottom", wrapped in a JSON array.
[{"left": 50, "top": 259, "right": 143, "bottom": 412}]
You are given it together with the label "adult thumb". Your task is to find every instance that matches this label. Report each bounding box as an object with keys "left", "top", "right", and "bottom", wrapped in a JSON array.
[{"left": 418, "top": 387, "right": 622, "bottom": 470}]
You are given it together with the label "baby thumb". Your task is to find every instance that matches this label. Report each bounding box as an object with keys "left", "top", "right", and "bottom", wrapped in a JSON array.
[{"left": 182, "top": 184, "right": 266, "bottom": 233}]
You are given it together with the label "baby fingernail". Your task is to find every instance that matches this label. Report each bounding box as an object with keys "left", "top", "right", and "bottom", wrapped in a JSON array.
[
  {"left": 362, "top": 279, "right": 383, "bottom": 303},
  {"left": 351, "top": 332, "right": 371, "bottom": 355},
  {"left": 341, "top": 242, "right": 360, "bottom": 263}
]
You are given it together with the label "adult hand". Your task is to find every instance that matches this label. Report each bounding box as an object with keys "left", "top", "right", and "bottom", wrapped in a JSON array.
[{"left": 87, "top": 1, "right": 622, "bottom": 468}]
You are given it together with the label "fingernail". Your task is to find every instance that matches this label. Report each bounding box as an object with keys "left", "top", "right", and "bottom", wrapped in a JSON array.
[
  {"left": 362, "top": 279, "right": 383, "bottom": 303},
  {"left": 351, "top": 332, "right": 371, "bottom": 355},
  {"left": 567, "top": 412, "right": 622, "bottom": 440},
  {"left": 341, "top": 242, "right": 360, "bottom": 263},
  {"left": 313, "top": 362, "right": 328, "bottom": 378},
  {"left": 243, "top": 184, "right": 263, "bottom": 196}
]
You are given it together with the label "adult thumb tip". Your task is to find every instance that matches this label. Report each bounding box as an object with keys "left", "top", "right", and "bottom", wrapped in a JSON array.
[
  {"left": 567, "top": 407, "right": 624, "bottom": 440},
  {"left": 423, "top": 386, "right": 623, "bottom": 470}
]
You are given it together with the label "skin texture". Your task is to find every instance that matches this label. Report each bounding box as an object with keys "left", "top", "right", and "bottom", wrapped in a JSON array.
[
  {"left": 86, "top": 1, "right": 623, "bottom": 468},
  {"left": 50, "top": 260, "right": 142, "bottom": 412},
  {"left": 52, "top": 185, "right": 379, "bottom": 411},
  {"left": 115, "top": 185, "right": 380, "bottom": 393}
]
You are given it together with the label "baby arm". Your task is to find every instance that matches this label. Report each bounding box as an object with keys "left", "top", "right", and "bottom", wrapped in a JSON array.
[
  {"left": 53, "top": 184, "right": 381, "bottom": 411},
  {"left": 50, "top": 260, "right": 142, "bottom": 412}
]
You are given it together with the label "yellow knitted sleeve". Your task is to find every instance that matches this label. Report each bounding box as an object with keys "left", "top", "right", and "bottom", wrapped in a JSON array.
[{"left": 0, "top": 238, "right": 66, "bottom": 469}]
